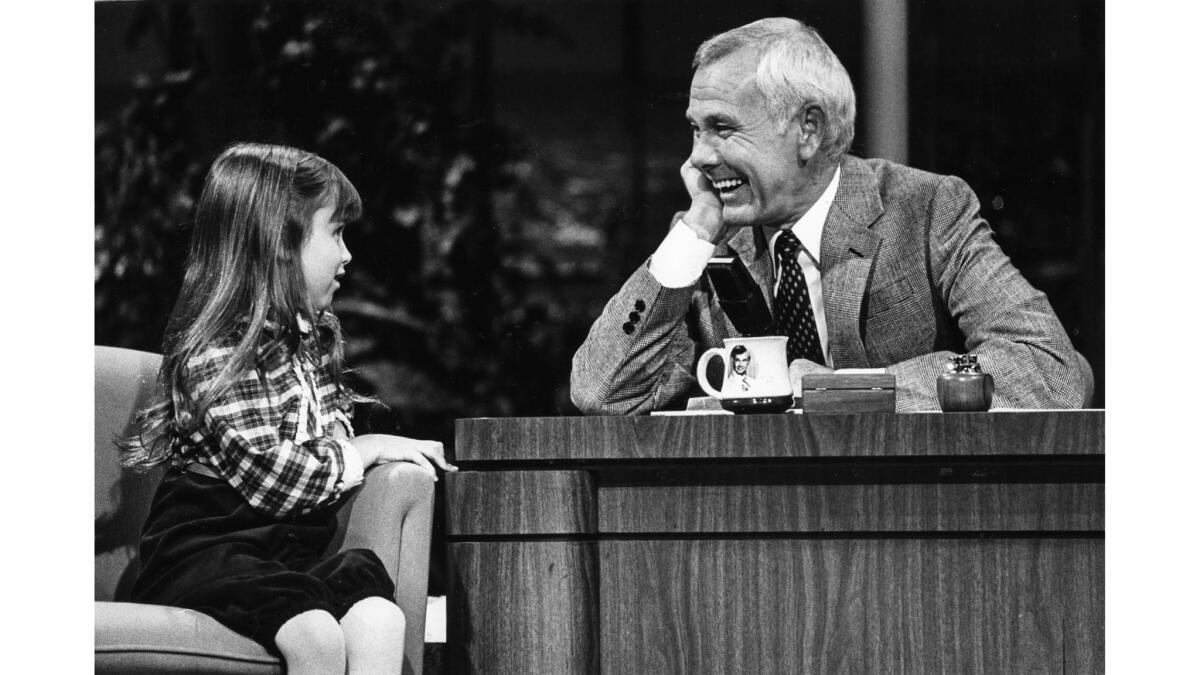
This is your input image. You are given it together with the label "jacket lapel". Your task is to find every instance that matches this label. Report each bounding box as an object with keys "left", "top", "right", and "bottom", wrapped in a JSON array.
[{"left": 821, "top": 157, "right": 883, "bottom": 369}]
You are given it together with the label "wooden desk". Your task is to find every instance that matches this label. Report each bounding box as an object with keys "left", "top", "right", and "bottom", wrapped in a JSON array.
[{"left": 446, "top": 411, "right": 1103, "bottom": 673}]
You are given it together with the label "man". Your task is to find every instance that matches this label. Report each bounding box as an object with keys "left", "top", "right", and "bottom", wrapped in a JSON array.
[
  {"left": 570, "top": 17, "right": 1085, "bottom": 414},
  {"left": 724, "top": 345, "right": 755, "bottom": 393}
]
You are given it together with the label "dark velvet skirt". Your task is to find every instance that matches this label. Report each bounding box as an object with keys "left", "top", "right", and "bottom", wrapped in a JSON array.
[{"left": 130, "top": 468, "right": 396, "bottom": 653}]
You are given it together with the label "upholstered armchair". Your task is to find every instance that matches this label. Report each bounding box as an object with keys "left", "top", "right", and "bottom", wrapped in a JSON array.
[{"left": 95, "top": 346, "right": 434, "bottom": 674}]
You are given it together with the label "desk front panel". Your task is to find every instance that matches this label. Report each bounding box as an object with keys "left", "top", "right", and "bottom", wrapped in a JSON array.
[
  {"left": 600, "top": 537, "right": 1103, "bottom": 674},
  {"left": 447, "top": 412, "right": 1104, "bottom": 674}
]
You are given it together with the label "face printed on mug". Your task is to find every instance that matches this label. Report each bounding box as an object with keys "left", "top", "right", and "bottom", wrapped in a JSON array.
[{"left": 732, "top": 349, "right": 751, "bottom": 375}]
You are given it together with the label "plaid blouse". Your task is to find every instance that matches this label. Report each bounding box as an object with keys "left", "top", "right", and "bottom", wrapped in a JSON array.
[{"left": 174, "top": 320, "right": 363, "bottom": 518}]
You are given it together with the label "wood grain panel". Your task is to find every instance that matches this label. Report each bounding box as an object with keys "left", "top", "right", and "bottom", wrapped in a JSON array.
[
  {"left": 449, "top": 541, "right": 598, "bottom": 674},
  {"left": 455, "top": 411, "right": 1104, "bottom": 462},
  {"left": 598, "top": 483, "right": 1104, "bottom": 533},
  {"left": 599, "top": 538, "right": 1103, "bottom": 674},
  {"left": 1061, "top": 540, "right": 1106, "bottom": 673},
  {"left": 447, "top": 471, "right": 596, "bottom": 536},
  {"left": 802, "top": 389, "right": 896, "bottom": 414}
]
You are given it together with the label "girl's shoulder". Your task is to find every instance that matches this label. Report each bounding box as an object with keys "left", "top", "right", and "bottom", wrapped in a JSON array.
[
  {"left": 183, "top": 330, "right": 292, "bottom": 384},
  {"left": 183, "top": 333, "right": 242, "bottom": 379}
]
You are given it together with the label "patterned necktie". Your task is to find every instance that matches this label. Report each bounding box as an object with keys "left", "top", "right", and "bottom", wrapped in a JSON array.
[{"left": 773, "top": 229, "right": 825, "bottom": 365}]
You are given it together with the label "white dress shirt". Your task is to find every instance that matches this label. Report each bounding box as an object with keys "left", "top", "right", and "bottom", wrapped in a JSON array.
[
  {"left": 649, "top": 166, "right": 842, "bottom": 366},
  {"left": 768, "top": 166, "right": 840, "bottom": 366}
]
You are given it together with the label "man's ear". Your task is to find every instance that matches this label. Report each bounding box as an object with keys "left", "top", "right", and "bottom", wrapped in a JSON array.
[{"left": 792, "top": 105, "right": 826, "bottom": 162}]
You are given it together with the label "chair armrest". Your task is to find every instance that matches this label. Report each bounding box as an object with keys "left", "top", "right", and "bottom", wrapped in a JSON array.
[
  {"left": 95, "top": 602, "right": 280, "bottom": 674},
  {"left": 329, "top": 462, "right": 434, "bottom": 675}
]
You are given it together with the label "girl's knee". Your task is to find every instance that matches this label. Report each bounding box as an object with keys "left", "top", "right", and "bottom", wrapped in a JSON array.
[
  {"left": 343, "top": 596, "right": 405, "bottom": 634},
  {"left": 341, "top": 598, "right": 405, "bottom": 674},
  {"left": 276, "top": 609, "right": 346, "bottom": 668}
]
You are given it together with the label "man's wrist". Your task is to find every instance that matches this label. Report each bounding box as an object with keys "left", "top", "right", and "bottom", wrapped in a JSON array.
[
  {"left": 648, "top": 221, "right": 716, "bottom": 288},
  {"left": 682, "top": 204, "right": 725, "bottom": 243}
]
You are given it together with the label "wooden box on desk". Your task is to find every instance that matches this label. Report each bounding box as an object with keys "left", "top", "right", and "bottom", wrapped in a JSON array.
[{"left": 801, "top": 372, "right": 896, "bottom": 413}]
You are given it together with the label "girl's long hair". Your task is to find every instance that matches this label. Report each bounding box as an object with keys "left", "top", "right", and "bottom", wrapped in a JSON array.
[{"left": 120, "top": 143, "right": 362, "bottom": 470}]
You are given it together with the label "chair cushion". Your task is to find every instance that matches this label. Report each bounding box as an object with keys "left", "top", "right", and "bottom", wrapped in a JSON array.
[{"left": 95, "top": 602, "right": 281, "bottom": 674}]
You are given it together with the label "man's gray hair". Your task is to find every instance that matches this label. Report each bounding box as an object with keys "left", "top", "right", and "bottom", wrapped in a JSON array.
[{"left": 693, "top": 17, "right": 857, "bottom": 160}]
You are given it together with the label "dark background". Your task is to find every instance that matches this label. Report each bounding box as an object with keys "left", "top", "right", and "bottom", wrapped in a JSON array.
[{"left": 96, "top": 0, "right": 1104, "bottom": 594}]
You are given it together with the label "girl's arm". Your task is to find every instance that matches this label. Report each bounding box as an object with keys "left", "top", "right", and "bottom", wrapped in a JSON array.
[
  {"left": 329, "top": 411, "right": 457, "bottom": 479},
  {"left": 345, "top": 434, "right": 456, "bottom": 481},
  {"left": 187, "top": 344, "right": 367, "bottom": 517}
]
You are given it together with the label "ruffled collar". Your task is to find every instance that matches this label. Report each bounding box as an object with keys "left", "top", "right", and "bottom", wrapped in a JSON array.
[{"left": 259, "top": 311, "right": 322, "bottom": 338}]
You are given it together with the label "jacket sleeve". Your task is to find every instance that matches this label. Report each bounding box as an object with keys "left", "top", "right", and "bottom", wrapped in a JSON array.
[
  {"left": 569, "top": 263, "right": 713, "bottom": 415},
  {"left": 885, "top": 175, "right": 1085, "bottom": 410},
  {"left": 186, "top": 344, "right": 359, "bottom": 517}
]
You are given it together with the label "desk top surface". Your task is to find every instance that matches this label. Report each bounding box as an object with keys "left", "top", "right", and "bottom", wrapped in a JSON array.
[{"left": 454, "top": 410, "right": 1104, "bottom": 463}]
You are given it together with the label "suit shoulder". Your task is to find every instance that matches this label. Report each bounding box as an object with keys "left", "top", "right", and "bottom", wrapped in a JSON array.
[
  {"left": 859, "top": 157, "right": 962, "bottom": 201},
  {"left": 843, "top": 157, "right": 978, "bottom": 227}
]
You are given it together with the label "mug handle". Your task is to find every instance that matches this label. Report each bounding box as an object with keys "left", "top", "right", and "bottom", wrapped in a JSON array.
[{"left": 696, "top": 347, "right": 726, "bottom": 398}]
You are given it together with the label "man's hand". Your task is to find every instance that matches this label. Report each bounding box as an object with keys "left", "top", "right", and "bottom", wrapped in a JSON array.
[
  {"left": 679, "top": 160, "right": 728, "bottom": 244},
  {"left": 789, "top": 359, "right": 834, "bottom": 393}
]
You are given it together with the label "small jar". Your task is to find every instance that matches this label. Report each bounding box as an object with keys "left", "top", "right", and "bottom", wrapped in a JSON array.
[{"left": 937, "top": 354, "right": 994, "bottom": 412}]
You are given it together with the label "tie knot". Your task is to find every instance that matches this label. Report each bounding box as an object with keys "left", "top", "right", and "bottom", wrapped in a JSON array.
[{"left": 776, "top": 228, "right": 801, "bottom": 256}]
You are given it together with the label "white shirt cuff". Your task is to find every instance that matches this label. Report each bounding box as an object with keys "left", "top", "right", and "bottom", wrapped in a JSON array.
[
  {"left": 648, "top": 221, "right": 716, "bottom": 288},
  {"left": 337, "top": 438, "right": 365, "bottom": 490}
]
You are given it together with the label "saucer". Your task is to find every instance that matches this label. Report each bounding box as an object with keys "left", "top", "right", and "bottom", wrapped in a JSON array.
[{"left": 720, "top": 395, "right": 795, "bottom": 414}]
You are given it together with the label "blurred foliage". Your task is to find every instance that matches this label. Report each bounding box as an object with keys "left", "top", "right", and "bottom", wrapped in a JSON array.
[
  {"left": 96, "top": 0, "right": 615, "bottom": 445},
  {"left": 95, "top": 6, "right": 206, "bottom": 353}
]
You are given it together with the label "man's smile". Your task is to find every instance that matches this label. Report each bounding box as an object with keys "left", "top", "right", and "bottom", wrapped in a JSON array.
[{"left": 710, "top": 175, "right": 747, "bottom": 200}]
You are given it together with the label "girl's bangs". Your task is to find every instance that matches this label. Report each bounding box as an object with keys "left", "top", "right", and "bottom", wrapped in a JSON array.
[{"left": 327, "top": 165, "right": 362, "bottom": 223}]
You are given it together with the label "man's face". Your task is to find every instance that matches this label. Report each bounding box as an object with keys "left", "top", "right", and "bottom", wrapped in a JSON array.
[
  {"left": 686, "top": 49, "right": 812, "bottom": 229},
  {"left": 733, "top": 351, "right": 751, "bottom": 375}
]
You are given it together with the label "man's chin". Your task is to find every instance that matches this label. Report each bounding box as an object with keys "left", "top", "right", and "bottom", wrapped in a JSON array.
[{"left": 720, "top": 203, "right": 759, "bottom": 229}]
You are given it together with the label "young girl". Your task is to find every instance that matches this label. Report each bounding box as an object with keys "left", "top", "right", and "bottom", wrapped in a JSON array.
[{"left": 122, "top": 142, "right": 455, "bottom": 674}]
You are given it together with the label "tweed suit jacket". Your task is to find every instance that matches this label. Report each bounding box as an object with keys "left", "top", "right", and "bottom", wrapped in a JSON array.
[{"left": 569, "top": 156, "right": 1086, "bottom": 414}]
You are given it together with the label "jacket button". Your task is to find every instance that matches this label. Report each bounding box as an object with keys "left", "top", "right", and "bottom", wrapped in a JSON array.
[
  {"left": 628, "top": 312, "right": 640, "bottom": 324},
  {"left": 634, "top": 300, "right": 646, "bottom": 312},
  {"left": 622, "top": 322, "right": 635, "bottom": 335}
]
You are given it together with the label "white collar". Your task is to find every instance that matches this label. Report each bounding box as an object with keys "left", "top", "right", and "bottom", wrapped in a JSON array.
[{"left": 771, "top": 165, "right": 841, "bottom": 263}]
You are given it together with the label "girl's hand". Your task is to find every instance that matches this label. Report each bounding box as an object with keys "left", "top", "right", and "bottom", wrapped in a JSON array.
[{"left": 350, "top": 434, "right": 458, "bottom": 480}]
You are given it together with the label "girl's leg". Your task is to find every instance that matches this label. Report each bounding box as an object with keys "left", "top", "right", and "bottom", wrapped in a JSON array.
[
  {"left": 340, "top": 596, "right": 406, "bottom": 674},
  {"left": 275, "top": 609, "right": 347, "bottom": 675}
]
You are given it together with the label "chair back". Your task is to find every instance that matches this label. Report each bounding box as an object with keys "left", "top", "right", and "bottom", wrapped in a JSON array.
[{"left": 95, "top": 346, "right": 165, "bottom": 601}]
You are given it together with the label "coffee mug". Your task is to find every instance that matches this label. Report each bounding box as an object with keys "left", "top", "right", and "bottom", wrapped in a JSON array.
[{"left": 696, "top": 336, "right": 794, "bottom": 413}]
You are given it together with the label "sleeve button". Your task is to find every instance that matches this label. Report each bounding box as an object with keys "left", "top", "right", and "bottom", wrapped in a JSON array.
[
  {"left": 634, "top": 300, "right": 646, "bottom": 312},
  {"left": 622, "top": 322, "right": 635, "bottom": 335}
]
